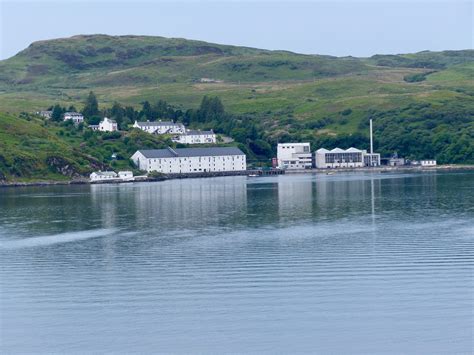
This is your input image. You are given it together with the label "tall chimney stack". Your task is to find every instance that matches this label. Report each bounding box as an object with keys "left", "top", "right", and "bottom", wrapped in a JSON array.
[{"left": 370, "top": 119, "right": 374, "bottom": 154}]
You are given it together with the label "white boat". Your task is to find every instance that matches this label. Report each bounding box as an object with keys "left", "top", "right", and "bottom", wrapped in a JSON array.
[{"left": 248, "top": 174, "right": 259, "bottom": 177}]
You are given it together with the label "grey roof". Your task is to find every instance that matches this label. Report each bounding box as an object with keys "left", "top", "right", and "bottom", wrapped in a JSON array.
[
  {"left": 135, "top": 121, "right": 181, "bottom": 127},
  {"left": 92, "top": 171, "right": 117, "bottom": 176},
  {"left": 64, "top": 112, "right": 83, "bottom": 116},
  {"left": 184, "top": 130, "right": 214, "bottom": 135},
  {"left": 137, "top": 147, "right": 245, "bottom": 158}
]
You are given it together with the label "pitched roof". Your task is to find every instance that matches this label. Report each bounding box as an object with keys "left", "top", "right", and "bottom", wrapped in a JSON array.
[
  {"left": 316, "top": 148, "right": 330, "bottom": 153},
  {"left": 92, "top": 171, "right": 117, "bottom": 177},
  {"left": 64, "top": 112, "right": 83, "bottom": 116},
  {"left": 137, "top": 147, "right": 245, "bottom": 158},
  {"left": 135, "top": 121, "right": 182, "bottom": 127},
  {"left": 330, "top": 148, "right": 345, "bottom": 153},
  {"left": 346, "top": 147, "right": 362, "bottom": 152}
]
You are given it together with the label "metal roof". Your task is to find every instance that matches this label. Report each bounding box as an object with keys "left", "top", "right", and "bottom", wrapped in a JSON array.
[
  {"left": 137, "top": 147, "right": 245, "bottom": 158},
  {"left": 134, "top": 121, "right": 182, "bottom": 127}
]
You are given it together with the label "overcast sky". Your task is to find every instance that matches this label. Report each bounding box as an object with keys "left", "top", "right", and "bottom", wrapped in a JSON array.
[{"left": 0, "top": 0, "right": 472, "bottom": 60}]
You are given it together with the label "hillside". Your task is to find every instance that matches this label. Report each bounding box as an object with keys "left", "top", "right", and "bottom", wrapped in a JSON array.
[{"left": 0, "top": 35, "right": 473, "bottom": 181}]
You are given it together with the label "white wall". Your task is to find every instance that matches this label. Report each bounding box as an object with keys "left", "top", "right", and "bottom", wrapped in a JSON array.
[
  {"left": 131, "top": 152, "right": 246, "bottom": 173},
  {"left": 277, "top": 143, "right": 312, "bottom": 169}
]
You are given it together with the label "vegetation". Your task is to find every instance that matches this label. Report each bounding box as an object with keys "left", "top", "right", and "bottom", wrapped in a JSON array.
[{"left": 0, "top": 35, "right": 472, "bottom": 181}]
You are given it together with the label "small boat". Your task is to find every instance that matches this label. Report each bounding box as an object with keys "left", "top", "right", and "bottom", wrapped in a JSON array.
[
  {"left": 248, "top": 174, "right": 259, "bottom": 177},
  {"left": 326, "top": 172, "right": 335, "bottom": 175}
]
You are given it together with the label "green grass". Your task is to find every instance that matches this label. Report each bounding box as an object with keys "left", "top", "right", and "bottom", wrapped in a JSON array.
[{"left": 0, "top": 35, "right": 472, "bottom": 181}]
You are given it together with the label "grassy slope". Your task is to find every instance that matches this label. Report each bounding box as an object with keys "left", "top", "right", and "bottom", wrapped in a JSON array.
[
  {"left": 0, "top": 112, "right": 177, "bottom": 182},
  {"left": 0, "top": 35, "right": 472, "bottom": 181}
]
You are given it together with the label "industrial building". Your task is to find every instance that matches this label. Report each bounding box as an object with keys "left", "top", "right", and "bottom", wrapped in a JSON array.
[
  {"left": 131, "top": 147, "right": 246, "bottom": 174},
  {"left": 276, "top": 143, "right": 312, "bottom": 169}
]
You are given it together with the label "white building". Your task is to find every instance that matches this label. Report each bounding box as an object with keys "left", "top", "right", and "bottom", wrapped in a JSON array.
[
  {"left": 314, "top": 147, "right": 380, "bottom": 168},
  {"left": 90, "top": 171, "right": 118, "bottom": 182},
  {"left": 90, "top": 171, "right": 134, "bottom": 182},
  {"left": 37, "top": 110, "right": 52, "bottom": 119},
  {"left": 118, "top": 171, "right": 134, "bottom": 181},
  {"left": 133, "top": 120, "right": 185, "bottom": 134},
  {"left": 64, "top": 112, "right": 84, "bottom": 124},
  {"left": 131, "top": 147, "right": 246, "bottom": 174},
  {"left": 421, "top": 160, "right": 437, "bottom": 167},
  {"left": 277, "top": 143, "right": 312, "bottom": 169},
  {"left": 172, "top": 130, "right": 217, "bottom": 144},
  {"left": 99, "top": 117, "right": 118, "bottom": 132}
]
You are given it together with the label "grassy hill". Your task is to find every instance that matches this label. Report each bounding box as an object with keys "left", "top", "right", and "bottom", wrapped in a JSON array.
[{"left": 0, "top": 35, "right": 473, "bottom": 181}]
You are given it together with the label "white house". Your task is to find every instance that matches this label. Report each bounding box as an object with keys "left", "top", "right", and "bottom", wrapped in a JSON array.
[
  {"left": 118, "top": 171, "right": 134, "bottom": 181},
  {"left": 133, "top": 120, "right": 185, "bottom": 134},
  {"left": 64, "top": 112, "right": 84, "bottom": 124},
  {"left": 37, "top": 110, "right": 52, "bottom": 119},
  {"left": 421, "top": 160, "right": 437, "bottom": 167},
  {"left": 90, "top": 171, "right": 118, "bottom": 182},
  {"left": 131, "top": 147, "right": 246, "bottom": 174},
  {"left": 172, "top": 130, "right": 217, "bottom": 144},
  {"left": 89, "top": 171, "right": 134, "bottom": 182},
  {"left": 277, "top": 143, "right": 312, "bottom": 169},
  {"left": 314, "top": 147, "right": 380, "bottom": 168}
]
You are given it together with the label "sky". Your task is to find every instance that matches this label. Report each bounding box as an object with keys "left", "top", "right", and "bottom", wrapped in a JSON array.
[{"left": 0, "top": 0, "right": 472, "bottom": 60}]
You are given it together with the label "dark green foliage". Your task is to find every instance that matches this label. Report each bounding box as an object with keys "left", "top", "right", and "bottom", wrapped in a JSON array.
[
  {"left": 51, "top": 104, "right": 63, "bottom": 122},
  {"left": 403, "top": 71, "right": 436, "bottom": 83},
  {"left": 82, "top": 91, "right": 99, "bottom": 118}
]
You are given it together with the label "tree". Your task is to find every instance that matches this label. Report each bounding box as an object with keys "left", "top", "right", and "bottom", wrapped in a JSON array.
[
  {"left": 82, "top": 91, "right": 99, "bottom": 119},
  {"left": 51, "top": 104, "right": 63, "bottom": 122}
]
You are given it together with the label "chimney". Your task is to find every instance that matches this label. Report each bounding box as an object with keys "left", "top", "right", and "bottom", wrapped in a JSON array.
[{"left": 369, "top": 119, "right": 374, "bottom": 154}]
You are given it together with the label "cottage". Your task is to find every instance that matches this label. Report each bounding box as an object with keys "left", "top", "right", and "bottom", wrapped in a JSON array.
[
  {"left": 172, "top": 130, "right": 217, "bottom": 144},
  {"left": 133, "top": 120, "right": 185, "bottom": 134},
  {"left": 64, "top": 112, "right": 84, "bottom": 124},
  {"left": 421, "top": 160, "right": 437, "bottom": 167},
  {"left": 91, "top": 117, "right": 118, "bottom": 132},
  {"left": 90, "top": 171, "right": 118, "bottom": 182},
  {"left": 277, "top": 143, "right": 312, "bottom": 169},
  {"left": 37, "top": 110, "right": 52, "bottom": 119},
  {"left": 131, "top": 147, "right": 246, "bottom": 174},
  {"left": 118, "top": 171, "right": 134, "bottom": 181}
]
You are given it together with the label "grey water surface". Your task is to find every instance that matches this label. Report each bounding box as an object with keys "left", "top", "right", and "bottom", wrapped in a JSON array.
[{"left": 0, "top": 171, "right": 473, "bottom": 353}]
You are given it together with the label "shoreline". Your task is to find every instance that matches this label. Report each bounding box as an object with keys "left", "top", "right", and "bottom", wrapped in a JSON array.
[{"left": 1, "top": 165, "right": 473, "bottom": 188}]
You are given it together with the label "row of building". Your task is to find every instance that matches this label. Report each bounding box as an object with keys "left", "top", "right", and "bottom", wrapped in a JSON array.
[
  {"left": 37, "top": 110, "right": 217, "bottom": 144},
  {"left": 276, "top": 143, "right": 381, "bottom": 169}
]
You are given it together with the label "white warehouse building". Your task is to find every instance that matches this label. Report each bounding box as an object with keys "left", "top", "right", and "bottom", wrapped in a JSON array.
[
  {"left": 172, "top": 130, "right": 217, "bottom": 145},
  {"left": 277, "top": 143, "right": 312, "bottom": 169},
  {"left": 133, "top": 120, "right": 185, "bottom": 134},
  {"left": 314, "top": 147, "right": 380, "bottom": 168},
  {"left": 131, "top": 147, "right": 246, "bottom": 174}
]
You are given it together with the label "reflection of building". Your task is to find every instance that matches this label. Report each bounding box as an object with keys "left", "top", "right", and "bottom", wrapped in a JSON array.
[
  {"left": 131, "top": 147, "right": 246, "bottom": 174},
  {"left": 314, "top": 147, "right": 380, "bottom": 168},
  {"left": 277, "top": 143, "right": 312, "bottom": 169},
  {"left": 172, "top": 130, "right": 216, "bottom": 144},
  {"left": 277, "top": 176, "right": 313, "bottom": 220},
  {"left": 133, "top": 120, "right": 185, "bottom": 134}
]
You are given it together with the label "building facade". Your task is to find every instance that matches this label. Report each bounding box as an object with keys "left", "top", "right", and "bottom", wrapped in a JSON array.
[
  {"left": 277, "top": 143, "right": 312, "bottom": 169},
  {"left": 131, "top": 147, "right": 246, "bottom": 174},
  {"left": 133, "top": 120, "right": 185, "bottom": 134},
  {"left": 172, "top": 130, "right": 217, "bottom": 144},
  {"left": 90, "top": 171, "right": 134, "bottom": 182},
  {"left": 99, "top": 117, "right": 118, "bottom": 132},
  {"left": 37, "top": 110, "right": 52, "bottom": 119},
  {"left": 314, "top": 147, "right": 380, "bottom": 168},
  {"left": 420, "top": 160, "right": 437, "bottom": 167},
  {"left": 64, "top": 112, "right": 84, "bottom": 124}
]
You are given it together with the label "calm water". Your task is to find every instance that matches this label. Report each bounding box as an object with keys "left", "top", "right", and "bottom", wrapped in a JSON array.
[{"left": 0, "top": 172, "right": 473, "bottom": 353}]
